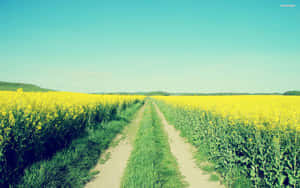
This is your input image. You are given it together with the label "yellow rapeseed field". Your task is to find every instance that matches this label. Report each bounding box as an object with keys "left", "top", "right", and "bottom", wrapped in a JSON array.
[
  {"left": 0, "top": 89, "right": 144, "bottom": 145},
  {"left": 154, "top": 95, "right": 300, "bottom": 131},
  {"left": 0, "top": 89, "right": 145, "bottom": 186},
  {"left": 154, "top": 95, "right": 300, "bottom": 187}
]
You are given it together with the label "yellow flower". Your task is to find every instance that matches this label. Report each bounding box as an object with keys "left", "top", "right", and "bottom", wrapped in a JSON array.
[
  {"left": 153, "top": 95, "right": 300, "bottom": 131},
  {"left": 36, "top": 122, "right": 43, "bottom": 130},
  {"left": 17, "top": 88, "right": 23, "bottom": 93},
  {"left": 0, "top": 90, "right": 145, "bottom": 140}
]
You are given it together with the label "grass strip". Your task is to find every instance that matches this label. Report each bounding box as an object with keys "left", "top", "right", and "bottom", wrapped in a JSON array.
[
  {"left": 15, "top": 102, "right": 143, "bottom": 188},
  {"left": 121, "top": 103, "right": 186, "bottom": 188}
]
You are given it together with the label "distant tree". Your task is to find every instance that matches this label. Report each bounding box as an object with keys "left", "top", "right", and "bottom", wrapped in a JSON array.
[{"left": 283, "top": 91, "right": 300, "bottom": 95}]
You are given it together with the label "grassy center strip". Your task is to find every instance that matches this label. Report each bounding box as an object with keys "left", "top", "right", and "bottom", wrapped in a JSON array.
[{"left": 121, "top": 103, "right": 186, "bottom": 188}]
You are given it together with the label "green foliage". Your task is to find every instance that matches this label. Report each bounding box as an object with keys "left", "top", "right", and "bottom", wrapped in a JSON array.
[
  {"left": 1, "top": 101, "right": 142, "bottom": 187},
  {"left": 209, "top": 174, "right": 220, "bottom": 182},
  {"left": 14, "top": 102, "right": 143, "bottom": 188},
  {"left": 121, "top": 103, "right": 186, "bottom": 188},
  {"left": 156, "top": 101, "right": 300, "bottom": 188},
  {"left": 283, "top": 91, "right": 300, "bottom": 96},
  {"left": 0, "top": 81, "right": 52, "bottom": 92}
]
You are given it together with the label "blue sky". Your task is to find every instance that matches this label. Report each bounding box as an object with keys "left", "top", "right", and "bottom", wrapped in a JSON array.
[{"left": 0, "top": 0, "right": 299, "bottom": 93}]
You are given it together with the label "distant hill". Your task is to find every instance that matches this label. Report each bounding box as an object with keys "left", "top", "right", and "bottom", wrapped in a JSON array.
[
  {"left": 92, "top": 91, "right": 284, "bottom": 96},
  {"left": 92, "top": 91, "right": 170, "bottom": 96},
  {"left": 283, "top": 91, "right": 300, "bottom": 96},
  {"left": 0, "top": 81, "right": 52, "bottom": 92}
]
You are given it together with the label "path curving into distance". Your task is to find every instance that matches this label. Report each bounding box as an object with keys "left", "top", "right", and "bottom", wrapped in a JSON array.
[
  {"left": 154, "top": 103, "right": 224, "bottom": 188},
  {"left": 85, "top": 104, "right": 145, "bottom": 188}
]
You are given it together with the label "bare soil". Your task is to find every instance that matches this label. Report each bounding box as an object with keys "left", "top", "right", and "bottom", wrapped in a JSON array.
[
  {"left": 85, "top": 104, "right": 145, "bottom": 188},
  {"left": 154, "top": 103, "right": 224, "bottom": 188}
]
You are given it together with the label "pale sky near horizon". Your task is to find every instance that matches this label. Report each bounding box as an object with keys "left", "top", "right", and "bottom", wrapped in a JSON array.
[{"left": 0, "top": 0, "right": 299, "bottom": 93}]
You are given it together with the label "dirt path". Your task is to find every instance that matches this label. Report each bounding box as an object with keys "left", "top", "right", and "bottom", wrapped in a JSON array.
[
  {"left": 85, "top": 104, "right": 145, "bottom": 188},
  {"left": 154, "top": 103, "right": 224, "bottom": 188}
]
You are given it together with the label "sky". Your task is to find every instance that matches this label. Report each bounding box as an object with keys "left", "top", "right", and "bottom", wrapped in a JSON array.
[{"left": 0, "top": 0, "right": 299, "bottom": 93}]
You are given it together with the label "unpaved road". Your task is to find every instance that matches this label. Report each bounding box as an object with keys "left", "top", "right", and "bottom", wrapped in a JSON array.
[
  {"left": 154, "top": 103, "right": 224, "bottom": 188},
  {"left": 85, "top": 104, "right": 145, "bottom": 188}
]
